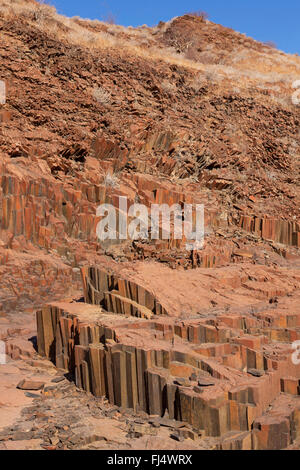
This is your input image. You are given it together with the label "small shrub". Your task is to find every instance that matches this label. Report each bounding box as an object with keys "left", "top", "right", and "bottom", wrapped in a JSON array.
[
  {"left": 185, "top": 48, "right": 198, "bottom": 61},
  {"left": 265, "top": 170, "right": 277, "bottom": 180},
  {"left": 103, "top": 13, "right": 116, "bottom": 25},
  {"left": 33, "top": 0, "right": 56, "bottom": 24},
  {"left": 190, "top": 74, "right": 206, "bottom": 92},
  {"left": 264, "top": 41, "right": 277, "bottom": 49},
  {"left": 188, "top": 11, "right": 209, "bottom": 21},
  {"left": 0, "top": 80, "right": 6, "bottom": 105},
  {"left": 103, "top": 172, "right": 119, "bottom": 188},
  {"left": 191, "top": 70, "right": 224, "bottom": 91},
  {"left": 161, "top": 80, "right": 176, "bottom": 94},
  {"left": 92, "top": 86, "right": 111, "bottom": 105},
  {"left": 85, "top": 30, "right": 98, "bottom": 44}
]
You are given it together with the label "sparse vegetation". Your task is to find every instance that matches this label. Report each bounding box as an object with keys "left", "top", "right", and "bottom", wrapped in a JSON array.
[
  {"left": 1, "top": 0, "right": 300, "bottom": 101},
  {"left": 265, "top": 170, "right": 277, "bottom": 180},
  {"left": 188, "top": 11, "right": 209, "bottom": 21},
  {"left": 161, "top": 80, "right": 177, "bottom": 94},
  {"left": 264, "top": 41, "right": 277, "bottom": 49},
  {"left": 3, "top": 0, "right": 56, "bottom": 23},
  {"left": 32, "top": 0, "right": 55, "bottom": 24},
  {"left": 190, "top": 74, "right": 206, "bottom": 92},
  {"left": 103, "top": 12, "right": 117, "bottom": 25},
  {"left": 92, "top": 86, "right": 111, "bottom": 105},
  {"left": 191, "top": 69, "right": 225, "bottom": 91},
  {"left": 103, "top": 172, "right": 119, "bottom": 188}
]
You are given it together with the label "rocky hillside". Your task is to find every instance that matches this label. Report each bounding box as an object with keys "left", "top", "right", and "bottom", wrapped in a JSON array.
[
  {"left": 0, "top": 0, "right": 300, "bottom": 451},
  {"left": 1, "top": 1, "right": 300, "bottom": 309}
]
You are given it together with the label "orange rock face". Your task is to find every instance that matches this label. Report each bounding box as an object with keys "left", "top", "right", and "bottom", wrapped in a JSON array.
[
  {"left": 36, "top": 267, "right": 300, "bottom": 449},
  {"left": 1, "top": 3, "right": 300, "bottom": 450}
]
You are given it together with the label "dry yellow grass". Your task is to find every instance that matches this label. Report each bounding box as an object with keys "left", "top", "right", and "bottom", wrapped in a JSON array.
[{"left": 2, "top": 0, "right": 300, "bottom": 103}]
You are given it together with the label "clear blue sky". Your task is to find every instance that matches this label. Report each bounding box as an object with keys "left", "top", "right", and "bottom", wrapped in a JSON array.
[{"left": 50, "top": 0, "right": 300, "bottom": 54}]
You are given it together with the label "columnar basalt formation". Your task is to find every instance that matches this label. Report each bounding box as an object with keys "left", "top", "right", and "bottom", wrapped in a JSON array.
[
  {"left": 36, "top": 267, "right": 300, "bottom": 449},
  {"left": 81, "top": 267, "right": 170, "bottom": 317},
  {"left": 237, "top": 213, "right": 300, "bottom": 248},
  {"left": 2, "top": 4, "right": 300, "bottom": 450}
]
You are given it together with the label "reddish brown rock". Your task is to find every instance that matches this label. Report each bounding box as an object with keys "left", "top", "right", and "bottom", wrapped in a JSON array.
[
  {"left": 17, "top": 379, "right": 45, "bottom": 391},
  {"left": 35, "top": 267, "right": 300, "bottom": 448},
  {"left": 1, "top": 1, "right": 300, "bottom": 451}
]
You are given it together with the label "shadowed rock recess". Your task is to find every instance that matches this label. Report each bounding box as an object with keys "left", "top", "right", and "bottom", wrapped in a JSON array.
[{"left": 1, "top": 0, "right": 300, "bottom": 451}]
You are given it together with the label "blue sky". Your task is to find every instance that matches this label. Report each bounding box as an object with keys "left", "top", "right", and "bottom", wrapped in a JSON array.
[{"left": 50, "top": 0, "right": 300, "bottom": 54}]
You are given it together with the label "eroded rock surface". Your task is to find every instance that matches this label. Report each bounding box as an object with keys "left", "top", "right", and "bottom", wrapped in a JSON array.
[
  {"left": 0, "top": 1, "right": 300, "bottom": 450},
  {"left": 35, "top": 267, "right": 300, "bottom": 449}
]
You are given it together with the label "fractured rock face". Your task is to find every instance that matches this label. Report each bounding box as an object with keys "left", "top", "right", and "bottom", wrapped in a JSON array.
[
  {"left": 2, "top": 3, "right": 300, "bottom": 451},
  {"left": 81, "top": 267, "right": 169, "bottom": 317},
  {"left": 36, "top": 267, "right": 300, "bottom": 449}
]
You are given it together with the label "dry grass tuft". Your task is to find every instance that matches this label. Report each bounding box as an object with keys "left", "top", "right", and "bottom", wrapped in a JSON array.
[
  {"left": 103, "top": 12, "right": 117, "bottom": 25},
  {"left": 92, "top": 86, "right": 111, "bottom": 105},
  {"left": 2, "top": 0, "right": 300, "bottom": 102},
  {"left": 103, "top": 172, "right": 119, "bottom": 188},
  {"left": 264, "top": 41, "right": 277, "bottom": 49},
  {"left": 32, "top": 0, "right": 55, "bottom": 24},
  {"left": 188, "top": 11, "right": 209, "bottom": 21},
  {"left": 161, "top": 80, "right": 177, "bottom": 94},
  {"left": 3, "top": 0, "right": 56, "bottom": 23}
]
